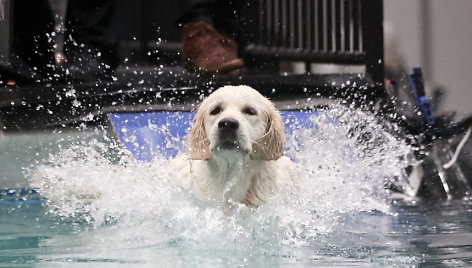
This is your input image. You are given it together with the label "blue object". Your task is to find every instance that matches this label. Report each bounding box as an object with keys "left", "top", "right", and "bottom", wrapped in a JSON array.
[
  {"left": 0, "top": 188, "right": 41, "bottom": 204},
  {"left": 109, "top": 110, "right": 320, "bottom": 161},
  {"left": 409, "top": 67, "right": 435, "bottom": 126}
]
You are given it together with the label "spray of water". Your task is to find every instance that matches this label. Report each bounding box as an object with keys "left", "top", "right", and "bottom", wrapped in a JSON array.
[{"left": 29, "top": 105, "right": 413, "bottom": 259}]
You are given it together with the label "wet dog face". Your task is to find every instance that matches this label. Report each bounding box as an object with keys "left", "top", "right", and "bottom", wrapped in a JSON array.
[
  {"left": 188, "top": 85, "right": 285, "bottom": 161},
  {"left": 205, "top": 90, "right": 267, "bottom": 156}
]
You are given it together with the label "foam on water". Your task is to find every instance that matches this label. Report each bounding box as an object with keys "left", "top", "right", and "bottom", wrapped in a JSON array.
[{"left": 29, "top": 105, "right": 413, "bottom": 262}]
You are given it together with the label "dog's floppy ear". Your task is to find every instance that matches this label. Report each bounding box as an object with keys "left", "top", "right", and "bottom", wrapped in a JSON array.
[
  {"left": 250, "top": 104, "right": 285, "bottom": 160},
  {"left": 188, "top": 107, "right": 211, "bottom": 160}
]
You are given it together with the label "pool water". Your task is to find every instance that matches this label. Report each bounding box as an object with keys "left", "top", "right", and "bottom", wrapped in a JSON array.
[
  {"left": 1, "top": 107, "right": 472, "bottom": 267},
  {"left": 4, "top": 197, "right": 472, "bottom": 267}
]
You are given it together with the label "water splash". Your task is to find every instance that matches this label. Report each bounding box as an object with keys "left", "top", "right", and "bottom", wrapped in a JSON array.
[{"left": 29, "top": 105, "right": 413, "bottom": 262}]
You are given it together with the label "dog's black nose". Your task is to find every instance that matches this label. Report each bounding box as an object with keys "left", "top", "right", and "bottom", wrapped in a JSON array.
[{"left": 218, "top": 118, "right": 239, "bottom": 130}]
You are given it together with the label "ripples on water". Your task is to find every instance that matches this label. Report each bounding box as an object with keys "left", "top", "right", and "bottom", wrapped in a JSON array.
[{"left": 20, "top": 105, "right": 434, "bottom": 265}]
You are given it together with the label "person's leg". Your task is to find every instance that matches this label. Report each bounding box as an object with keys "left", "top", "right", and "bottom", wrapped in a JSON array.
[
  {"left": 177, "top": 0, "right": 215, "bottom": 25},
  {"left": 213, "top": 0, "right": 245, "bottom": 42},
  {"left": 63, "top": 0, "right": 119, "bottom": 79},
  {"left": 179, "top": 0, "right": 244, "bottom": 75},
  {"left": 12, "top": 0, "right": 55, "bottom": 79}
]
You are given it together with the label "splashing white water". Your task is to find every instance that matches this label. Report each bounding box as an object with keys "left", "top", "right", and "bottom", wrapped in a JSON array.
[{"left": 29, "top": 105, "right": 413, "bottom": 260}]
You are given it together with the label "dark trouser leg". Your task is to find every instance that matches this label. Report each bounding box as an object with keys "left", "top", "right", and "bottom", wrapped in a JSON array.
[
  {"left": 177, "top": 0, "right": 243, "bottom": 37},
  {"left": 178, "top": 0, "right": 245, "bottom": 74},
  {"left": 177, "top": 0, "right": 215, "bottom": 25},
  {"left": 64, "top": 0, "right": 119, "bottom": 67},
  {"left": 12, "top": 0, "right": 55, "bottom": 78},
  {"left": 213, "top": 1, "right": 244, "bottom": 44}
]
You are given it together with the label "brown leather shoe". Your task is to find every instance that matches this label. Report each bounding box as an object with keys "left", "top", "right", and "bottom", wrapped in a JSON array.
[{"left": 181, "top": 21, "right": 244, "bottom": 74}]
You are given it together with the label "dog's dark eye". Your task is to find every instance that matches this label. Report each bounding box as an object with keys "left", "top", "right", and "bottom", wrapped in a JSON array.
[
  {"left": 243, "top": 107, "right": 257, "bottom": 116},
  {"left": 210, "top": 106, "right": 221, "bottom": 115}
]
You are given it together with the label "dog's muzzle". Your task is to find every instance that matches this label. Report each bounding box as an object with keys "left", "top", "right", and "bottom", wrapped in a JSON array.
[{"left": 217, "top": 118, "right": 241, "bottom": 150}]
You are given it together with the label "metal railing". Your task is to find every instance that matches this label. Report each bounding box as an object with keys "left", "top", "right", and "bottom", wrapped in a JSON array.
[
  {"left": 245, "top": 0, "right": 384, "bottom": 84},
  {"left": 260, "top": 0, "right": 362, "bottom": 55}
]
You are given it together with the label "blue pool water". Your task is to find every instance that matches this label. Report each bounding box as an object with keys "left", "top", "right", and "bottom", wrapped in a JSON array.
[
  {"left": 1, "top": 107, "right": 472, "bottom": 267},
  {"left": 1, "top": 197, "right": 472, "bottom": 266}
]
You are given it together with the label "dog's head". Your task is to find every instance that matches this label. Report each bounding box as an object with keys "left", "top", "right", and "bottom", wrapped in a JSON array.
[{"left": 188, "top": 85, "right": 284, "bottom": 161}]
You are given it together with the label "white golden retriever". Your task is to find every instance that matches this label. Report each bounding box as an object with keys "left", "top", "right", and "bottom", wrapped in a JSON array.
[{"left": 172, "top": 85, "right": 298, "bottom": 211}]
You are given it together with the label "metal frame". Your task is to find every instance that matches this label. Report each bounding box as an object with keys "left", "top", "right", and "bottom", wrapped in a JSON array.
[
  {"left": 0, "top": 0, "right": 12, "bottom": 68},
  {"left": 244, "top": 0, "right": 384, "bottom": 86}
]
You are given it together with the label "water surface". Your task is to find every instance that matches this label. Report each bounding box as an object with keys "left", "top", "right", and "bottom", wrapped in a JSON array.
[{"left": 1, "top": 107, "right": 471, "bottom": 267}]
